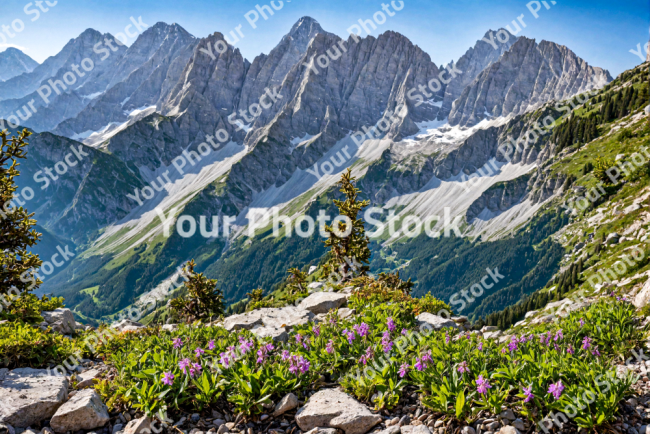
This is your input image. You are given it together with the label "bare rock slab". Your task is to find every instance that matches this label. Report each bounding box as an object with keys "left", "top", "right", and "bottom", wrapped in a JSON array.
[
  {"left": 298, "top": 292, "right": 348, "bottom": 314},
  {"left": 634, "top": 277, "right": 650, "bottom": 308},
  {"left": 76, "top": 368, "right": 102, "bottom": 389},
  {"left": 416, "top": 313, "right": 458, "bottom": 332},
  {"left": 0, "top": 368, "right": 69, "bottom": 428},
  {"left": 273, "top": 392, "right": 299, "bottom": 417},
  {"left": 41, "top": 309, "right": 76, "bottom": 335},
  {"left": 111, "top": 319, "right": 145, "bottom": 332},
  {"left": 50, "top": 389, "right": 109, "bottom": 433},
  {"left": 296, "top": 389, "right": 382, "bottom": 434},
  {"left": 124, "top": 416, "right": 151, "bottom": 434}
]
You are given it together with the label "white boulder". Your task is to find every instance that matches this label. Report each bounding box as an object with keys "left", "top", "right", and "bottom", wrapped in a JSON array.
[
  {"left": 296, "top": 389, "right": 381, "bottom": 434},
  {"left": 41, "top": 309, "right": 76, "bottom": 335},
  {"left": 416, "top": 313, "right": 458, "bottom": 332},
  {"left": 299, "top": 292, "right": 348, "bottom": 314},
  {"left": 0, "top": 368, "right": 69, "bottom": 428},
  {"left": 50, "top": 389, "right": 109, "bottom": 433}
]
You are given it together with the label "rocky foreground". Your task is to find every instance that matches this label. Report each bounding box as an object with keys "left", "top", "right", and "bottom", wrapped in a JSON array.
[{"left": 2, "top": 276, "right": 650, "bottom": 434}]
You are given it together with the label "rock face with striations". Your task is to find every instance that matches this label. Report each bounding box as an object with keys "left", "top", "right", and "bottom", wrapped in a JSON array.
[
  {"left": 449, "top": 37, "right": 612, "bottom": 127},
  {"left": 53, "top": 22, "right": 198, "bottom": 142},
  {"left": 0, "top": 29, "right": 128, "bottom": 132},
  {"left": 0, "top": 368, "right": 69, "bottom": 428},
  {"left": 439, "top": 29, "right": 518, "bottom": 119}
]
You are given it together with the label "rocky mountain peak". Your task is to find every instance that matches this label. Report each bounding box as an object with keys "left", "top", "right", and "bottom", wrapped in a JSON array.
[
  {"left": 448, "top": 35, "right": 612, "bottom": 126},
  {"left": 0, "top": 48, "right": 38, "bottom": 82},
  {"left": 285, "top": 17, "right": 327, "bottom": 51}
]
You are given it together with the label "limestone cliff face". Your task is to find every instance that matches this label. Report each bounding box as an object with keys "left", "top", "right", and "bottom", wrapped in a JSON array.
[
  {"left": 439, "top": 29, "right": 518, "bottom": 119},
  {"left": 0, "top": 29, "right": 129, "bottom": 131},
  {"left": 53, "top": 23, "right": 198, "bottom": 139},
  {"left": 359, "top": 104, "right": 565, "bottom": 206},
  {"left": 449, "top": 37, "right": 612, "bottom": 127},
  {"left": 466, "top": 173, "right": 532, "bottom": 222}
]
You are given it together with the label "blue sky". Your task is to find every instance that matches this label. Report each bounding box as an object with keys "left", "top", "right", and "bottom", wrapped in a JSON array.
[{"left": 0, "top": 0, "right": 647, "bottom": 76}]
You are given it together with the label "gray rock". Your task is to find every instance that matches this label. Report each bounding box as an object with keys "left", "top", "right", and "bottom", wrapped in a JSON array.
[
  {"left": 0, "top": 368, "right": 69, "bottom": 428},
  {"left": 460, "top": 427, "right": 475, "bottom": 434},
  {"left": 634, "top": 278, "right": 650, "bottom": 308},
  {"left": 304, "top": 429, "right": 341, "bottom": 434},
  {"left": 50, "top": 389, "right": 109, "bottom": 433},
  {"left": 0, "top": 424, "right": 15, "bottom": 434},
  {"left": 497, "top": 427, "right": 519, "bottom": 434},
  {"left": 273, "top": 393, "right": 299, "bottom": 417},
  {"left": 480, "top": 326, "right": 498, "bottom": 333},
  {"left": 216, "top": 425, "right": 229, "bottom": 434},
  {"left": 161, "top": 324, "right": 178, "bottom": 332},
  {"left": 298, "top": 292, "right": 348, "bottom": 314},
  {"left": 499, "top": 409, "right": 516, "bottom": 421},
  {"left": 113, "top": 425, "right": 124, "bottom": 434},
  {"left": 41, "top": 309, "right": 76, "bottom": 335},
  {"left": 250, "top": 326, "right": 289, "bottom": 343},
  {"left": 296, "top": 389, "right": 382, "bottom": 434},
  {"left": 400, "top": 427, "right": 431, "bottom": 434},
  {"left": 416, "top": 313, "right": 458, "bottom": 333},
  {"left": 76, "top": 368, "right": 102, "bottom": 389},
  {"left": 511, "top": 420, "right": 525, "bottom": 431},
  {"left": 123, "top": 417, "right": 151, "bottom": 434},
  {"left": 449, "top": 37, "right": 611, "bottom": 127},
  {"left": 223, "top": 307, "right": 314, "bottom": 333},
  {"left": 377, "top": 426, "right": 400, "bottom": 434},
  {"left": 337, "top": 308, "right": 356, "bottom": 319},
  {"left": 111, "top": 320, "right": 145, "bottom": 332}
]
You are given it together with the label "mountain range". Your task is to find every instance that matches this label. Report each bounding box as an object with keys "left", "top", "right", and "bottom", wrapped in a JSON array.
[{"left": 0, "top": 17, "right": 631, "bottom": 323}]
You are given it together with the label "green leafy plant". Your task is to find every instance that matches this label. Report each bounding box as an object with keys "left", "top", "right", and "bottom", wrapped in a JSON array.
[{"left": 170, "top": 260, "right": 224, "bottom": 323}]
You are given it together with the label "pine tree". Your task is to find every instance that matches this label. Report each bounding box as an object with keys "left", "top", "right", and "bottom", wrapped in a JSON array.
[
  {"left": 1, "top": 129, "right": 42, "bottom": 297},
  {"left": 322, "top": 168, "right": 371, "bottom": 283},
  {"left": 169, "top": 260, "right": 224, "bottom": 323},
  {"left": 286, "top": 268, "right": 308, "bottom": 295}
]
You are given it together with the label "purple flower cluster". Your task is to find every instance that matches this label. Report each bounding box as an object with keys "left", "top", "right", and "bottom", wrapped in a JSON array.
[
  {"left": 387, "top": 317, "right": 396, "bottom": 332},
  {"left": 179, "top": 358, "right": 202, "bottom": 378},
  {"left": 477, "top": 341, "right": 483, "bottom": 351},
  {"left": 381, "top": 331, "right": 393, "bottom": 353},
  {"left": 398, "top": 363, "right": 409, "bottom": 378},
  {"left": 220, "top": 346, "right": 237, "bottom": 368},
  {"left": 457, "top": 361, "right": 470, "bottom": 374},
  {"left": 173, "top": 338, "right": 183, "bottom": 349},
  {"left": 476, "top": 375, "right": 491, "bottom": 395},
  {"left": 239, "top": 336, "right": 254, "bottom": 354},
  {"left": 162, "top": 371, "right": 174, "bottom": 386},
  {"left": 359, "top": 346, "right": 375, "bottom": 365},
  {"left": 554, "top": 329, "right": 563, "bottom": 341},
  {"left": 547, "top": 380, "right": 564, "bottom": 400},
  {"left": 353, "top": 322, "right": 370, "bottom": 338},
  {"left": 508, "top": 338, "right": 518, "bottom": 353},
  {"left": 287, "top": 354, "right": 310, "bottom": 375},
  {"left": 256, "top": 343, "right": 275, "bottom": 364},
  {"left": 414, "top": 351, "right": 433, "bottom": 371},
  {"left": 313, "top": 325, "right": 321, "bottom": 337},
  {"left": 342, "top": 329, "right": 356, "bottom": 344},
  {"left": 195, "top": 347, "right": 205, "bottom": 358},
  {"left": 523, "top": 386, "right": 534, "bottom": 403},
  {"left": 326, "top": 339, "right": 334, "bottom": 354},
  {"left": 208, "top": 340, "right": 216, "bottom": 350},
  {"left": 582, "top": 336, "right": 592, "bottom": 350},
  {"left": 567, "top": 344, "right": 575, "bottom": 355}
]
